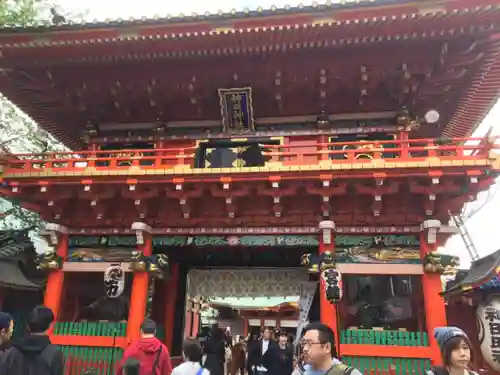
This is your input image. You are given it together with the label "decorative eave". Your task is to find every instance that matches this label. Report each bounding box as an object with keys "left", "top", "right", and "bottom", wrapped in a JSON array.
[
  {"left": 0, "top": 0, "right": 439, "bottom": 32},
  {"left": 0, "top": 3, "right": 498, "bottom": 145},
  {"left": 1, "top": 6, "right": 499, "bottom": 50},
  {"left": 442, "top": 36, "right": 500, "bottom": 138},
  {"left": 442, "top": 248, "right": 500, "bottom": 298}
]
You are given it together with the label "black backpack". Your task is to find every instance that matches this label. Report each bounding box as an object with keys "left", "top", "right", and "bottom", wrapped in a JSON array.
[{"left": 5, "top": 345, "right": 61, "bottom": 375}]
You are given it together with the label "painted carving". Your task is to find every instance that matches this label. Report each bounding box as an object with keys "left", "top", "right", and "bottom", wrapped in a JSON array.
[
  {"left": 423, "top": 252, "right": 460, "bottom": 275},
  {"left": 70, "top": 234, "right": 419, "bottom": 249},
  {"left": 67, "top": 247, "right": 135, "bottom": 262},
  {"left": 69, "top": 236, "right": 136, "bottom": 247},
  {"left": 36, "top": 250, "right": 63, "bottom": 271},
  {"left": 477, "top": 296, "right": 500, "bottom": 372},
  {"left": 336, "top": 246, "right": 420, "bottom": 264},
  {"left": 104, "top": 265, "right": 125, "bottom": 299},
  {"left": 301, "top": 251, "right": 335, "bottom": 274}
]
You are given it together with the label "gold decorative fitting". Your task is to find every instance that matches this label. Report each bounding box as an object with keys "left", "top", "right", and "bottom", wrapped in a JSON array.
[
  {"left": 423, "top": 251, "right": 460, "bottom": 275},
  {"left": 35, "top": 250, "right": 63, "bottom": 271},
  {"left": 130, "top": 251, "right": 148, "bottom": 272}
]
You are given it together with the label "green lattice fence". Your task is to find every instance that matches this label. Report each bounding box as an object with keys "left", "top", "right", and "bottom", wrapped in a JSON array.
[
  {"left": 343, "top": 356, "right": 431, "bottom": 375},
  {"left": 54, "top": 322, "right": 127, "bottom": 337},
  {"left": 60, "top": 345, "right": 123, "bottom": 375},
  {"left": 10, "top": 311, "right": 29, "bottom": 340},
  {"left": 340, "top": 330, "right": 429, "bottom": 346}
]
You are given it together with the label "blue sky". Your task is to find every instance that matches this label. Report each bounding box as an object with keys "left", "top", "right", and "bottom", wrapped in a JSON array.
[{"left": 58, "top": 0, "right": 500, "bottom": 268}]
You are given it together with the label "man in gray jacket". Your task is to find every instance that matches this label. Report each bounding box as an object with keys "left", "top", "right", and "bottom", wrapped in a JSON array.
[{"left": 292, "top": 323, "right": 362, "bottom": 375}]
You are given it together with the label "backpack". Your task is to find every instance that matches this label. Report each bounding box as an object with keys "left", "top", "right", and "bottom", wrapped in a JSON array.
[
  {"left": 7, "top": 344, "right": 60, "bottom": 375},
  {"left": 296, "top": 362, "right": 355, "bottom": 375},
  {"left": 328, "top": 363, "right": 355, "bottom": 375}
]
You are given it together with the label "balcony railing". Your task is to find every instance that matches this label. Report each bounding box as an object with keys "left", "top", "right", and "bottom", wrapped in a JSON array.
[{"left": 2, "top": 136, "right": 497, "bottom": 176}]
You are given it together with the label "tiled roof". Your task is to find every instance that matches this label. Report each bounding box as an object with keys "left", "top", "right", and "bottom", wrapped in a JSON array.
[
  {"left": 0, "top": 0, "right": 409, "bottom": 32},
  {"left": 0, "top": 230, "right": 34, "bottom": 259},
  {"left": 0, "top": 260, "right": 40, "bottom": 290},
  {"left": 442, "top": 248, "right": 500, "bottom": 297}
]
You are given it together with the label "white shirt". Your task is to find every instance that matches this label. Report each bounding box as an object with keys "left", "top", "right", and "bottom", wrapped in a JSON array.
[
  {"left": 256, "top": 340, "right": 269, "bottom": 372},
  {"left": 172, "top": 361, "right": 210, "bottom": 375}
]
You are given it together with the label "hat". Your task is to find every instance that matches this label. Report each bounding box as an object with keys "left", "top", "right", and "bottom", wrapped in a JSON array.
[
  {"left": 0, "top": 312, "right": 12, "bottom": 331},
  {"left": 434, "top": 327, "right": 468, "bottom": 350}
]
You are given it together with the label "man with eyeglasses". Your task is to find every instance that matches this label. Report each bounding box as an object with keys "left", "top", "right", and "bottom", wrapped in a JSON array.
[{"left": 292, "top": 322, "right": 361, "bottom": 375}]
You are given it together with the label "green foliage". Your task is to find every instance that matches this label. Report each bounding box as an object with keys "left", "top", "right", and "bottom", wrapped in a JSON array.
[
  {"left": 0, "top": 1, "right": 69, "bottom": 232},
  {"left": 0, "top": 0, "right": 53, "bottom": 27}
]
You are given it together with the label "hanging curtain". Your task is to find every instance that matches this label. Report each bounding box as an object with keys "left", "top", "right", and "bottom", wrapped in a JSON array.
[{"left": 187, "top": 268, "right": 308, "bottom": 298}]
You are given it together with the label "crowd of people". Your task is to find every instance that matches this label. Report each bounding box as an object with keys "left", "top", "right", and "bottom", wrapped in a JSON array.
[{"left": 0, "top": 306, "right": 481, "bottom": 375}]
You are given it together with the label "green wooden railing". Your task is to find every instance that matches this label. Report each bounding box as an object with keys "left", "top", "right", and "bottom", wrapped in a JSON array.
[
  {"left": 10, "top": 311, "right": 29, "bottom": 340},
  {"left": 53, "top": 322, "right": 127, "bottom": 337},
  {"left": 343, "top": 356, "right": 431, "bottom": 375},
  {"left": 340, "top": 330, "right": 429, "bottom": 346},
  {"left": 60, "top": 345, "right": 123, "bottom": 375}
]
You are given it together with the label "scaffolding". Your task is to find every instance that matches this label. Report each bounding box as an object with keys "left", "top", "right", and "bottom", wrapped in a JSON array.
[{"left": 451, "top": 214, "right": 480, "bottom": 262}]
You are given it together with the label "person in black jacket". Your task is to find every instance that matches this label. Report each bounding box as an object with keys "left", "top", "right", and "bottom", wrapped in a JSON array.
[
  {"left": 203, "top": 327, "right": 226, "bottom": 375},
  {"left": 246, "top": 332, "right": 259, "bottom": 375},
  {"left": 276, "top": 331, "right": 294, "bottom": 375},
  {"left": 1, "top": 306, "right": 64, "bottom": 375},
  {"left": 251, "top": 327, "right": 279, "bottom": 375}
]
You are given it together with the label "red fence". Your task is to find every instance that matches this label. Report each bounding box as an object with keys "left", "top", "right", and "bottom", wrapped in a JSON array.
[{"left": 2, "top": 136, "right": 498, "bottom": 174}]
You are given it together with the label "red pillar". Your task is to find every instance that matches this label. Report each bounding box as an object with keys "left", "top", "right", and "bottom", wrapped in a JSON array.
[
  {"left": 126, "top": 223, "right": 153, "bottom": 344},
  {"left": 184, "top": 299, "right": 193, "bottom": 337},
  {"left": 318, "top": 221, "right": 339, "bottom": 351},
  {"left": 420, "top": 220, "right": 447, "bottom": 366},
  {"left": 165, "top": 263, "right": 179, "bottom": 350},
  {"left": 192, "top": 299, "right": 200, "bottom": 337},
  {"left": 43, "top": 224, "right": 69, "bottom": 331},
  {"left": 243, "top": 317, "right": 249, "bottom": 337}
]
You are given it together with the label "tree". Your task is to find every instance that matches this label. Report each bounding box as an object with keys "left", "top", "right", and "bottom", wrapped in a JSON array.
[{"left": 0, "top": 1, "right": 71, "bottom": 231}]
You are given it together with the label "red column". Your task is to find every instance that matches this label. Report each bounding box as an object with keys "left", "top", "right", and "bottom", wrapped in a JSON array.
[
  {"left": 243, "top": 317, "right": 249, "bottom": 337},
  {"left": 184, "top": 299, "right": 193, "bottom": 337},
  {"left": 192, "top": 299, "right": 200, "bottom": 337},
  {"left": 420, "top": 220, "right": 447, "bottom": 366},
  {"left": 165, "top": 263, "right": 179, "bottom": 350},
  {"left": 127, "top": 223, "right": 153, "bottom": 344},
  {"left": 43, "top": 224, "right": 69, "bottom": 330},
  {"left": 318, "top": 221, "right": 339, "bottom": 350}
]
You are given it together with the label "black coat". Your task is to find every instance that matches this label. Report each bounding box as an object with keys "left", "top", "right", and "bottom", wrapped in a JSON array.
[
  {"left": 203, "top": 337, "right": 225, "bottom": 375},
  {"left": 276, "top": 345, "right": 294, "bottom": 375},
  {"left": 250, "top": 340, "right": 279, "bottom": 372},
  {"left": 0, "top": 334, "right": 64, "bottom": 375}
]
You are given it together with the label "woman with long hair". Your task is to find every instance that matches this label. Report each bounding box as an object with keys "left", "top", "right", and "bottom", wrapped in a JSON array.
[
  {"left": 428, "top": 327, "right": 478, "bottom": 375},
  {"left": 203, "top": 328, "right": 225, "bottom": 375}
]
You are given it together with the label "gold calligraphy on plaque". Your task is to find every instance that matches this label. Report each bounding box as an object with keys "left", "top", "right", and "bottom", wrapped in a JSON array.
[
  {"left": 230, "top": 93, "right": 245, "bottom": 131},
  {"left": 218, "top": 87, "right": 255, "bottom": 133}
]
